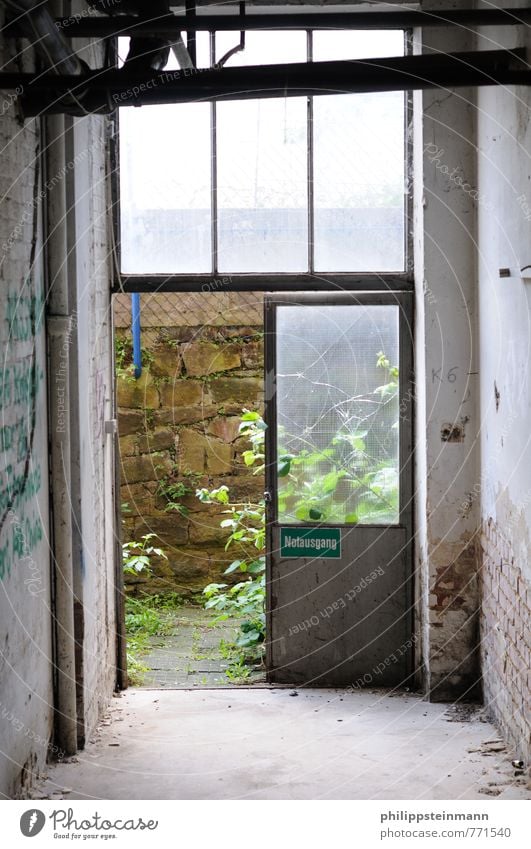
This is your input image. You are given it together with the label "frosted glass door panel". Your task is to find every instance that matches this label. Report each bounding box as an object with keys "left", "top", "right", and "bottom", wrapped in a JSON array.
[{"left": 276, "top": 305, "right": 400, "bottom": 524}]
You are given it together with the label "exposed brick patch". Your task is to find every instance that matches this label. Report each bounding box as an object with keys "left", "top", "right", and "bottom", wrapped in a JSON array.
[
  {"left": 480, "top": 518, "right": 531, "bottom": 764},
  {"left": 427, "top": 536, "right": 481, "bottom": 701},
  {"left": 431, "top": 542, "right": 477, "bottom": 611}
]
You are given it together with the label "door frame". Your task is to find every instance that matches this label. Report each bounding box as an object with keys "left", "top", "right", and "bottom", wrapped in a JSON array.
[{"left": 263, "top": 290, "right": 415, "bottom": 682}]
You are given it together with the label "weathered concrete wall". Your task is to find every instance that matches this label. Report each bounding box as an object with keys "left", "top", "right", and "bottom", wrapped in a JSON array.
[
  {"left": 0, "top": 19, "right": 52, "bottom": 796},
  {"left": 68, "top": 106, "right": 117, "bottom": 743},
  {"left": 476, "top": 12, "right": 531, "bottom": 762},
  {"left": 0, "top": 6, "right": 118, "bottom": 794},
  {"left": 414, "top": 3, "right": 481, "bottom": 700},
  {"left": 114, "top": 293, "right": 264, "bottom": 596}
]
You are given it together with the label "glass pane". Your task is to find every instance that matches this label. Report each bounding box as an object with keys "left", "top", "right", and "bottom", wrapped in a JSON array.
[
  {"left": 312, "top": 31, "right": 405, "bottom": 272},
  {"left": 216, "top": 31, "right": 307, "bottom": 68},
  {"left": 276, "top": 305, "right": 400, "bottom": 525},
  {"left": 216, "top": 32, "right": 308, "bottom": 272},
  {"left": 119, "top": 34, "right": 212, "bottom": 274}
]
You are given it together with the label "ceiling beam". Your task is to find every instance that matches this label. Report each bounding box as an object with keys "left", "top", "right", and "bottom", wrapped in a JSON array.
[
  {"left": 41, "top": 8, "right": 531, "bottom": 38},
  {"left": 6, "top": 48, "right": 527, "bottom": 115}
]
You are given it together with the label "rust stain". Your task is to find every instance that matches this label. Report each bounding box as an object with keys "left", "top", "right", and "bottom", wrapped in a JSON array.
[{"left": 430, "top": 537, "right": 479, "bottom": 611}]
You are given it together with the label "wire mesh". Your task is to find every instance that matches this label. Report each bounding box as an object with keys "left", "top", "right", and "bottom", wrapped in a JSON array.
[{"left": 113, "top": 291, "right": 264, "bottom": 347}]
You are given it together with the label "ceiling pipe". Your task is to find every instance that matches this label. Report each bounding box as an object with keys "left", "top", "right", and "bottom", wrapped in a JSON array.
[
  {"left": 8, "top": 48, "right": 529, "bottom": 116},
  {"left": 43, "top": 7, "right": 531, "bottom": 38},
  {"left": 1, "top": 0, "right": 84, "bottom": 74}
]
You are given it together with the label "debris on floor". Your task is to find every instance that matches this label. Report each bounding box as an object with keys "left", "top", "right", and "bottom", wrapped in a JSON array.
[{"left": 29, "top": 689, "right": 531, "bottom": 801}]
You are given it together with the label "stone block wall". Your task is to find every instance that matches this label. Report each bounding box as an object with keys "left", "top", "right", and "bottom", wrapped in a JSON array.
[
  {"left": 114, "top": 293, "right": 265, "bottom": 596},
  {"left": 480, "top": 518, "right": 531, "bottom": 764}
]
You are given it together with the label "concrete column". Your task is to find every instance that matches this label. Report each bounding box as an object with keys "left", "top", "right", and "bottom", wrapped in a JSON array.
[{"left": 414, "top": 1, "right": 481, "bottom": 700}]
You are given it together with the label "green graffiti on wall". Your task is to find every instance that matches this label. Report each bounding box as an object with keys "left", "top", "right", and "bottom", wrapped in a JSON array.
[
  {"left": 4, "top": 293, "right": 44, "bottom": 342},
  {"left": 0, "top": 284, "right": 46, "bottom": 582}
]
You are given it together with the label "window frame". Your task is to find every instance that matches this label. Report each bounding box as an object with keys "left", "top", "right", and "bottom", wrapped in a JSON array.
[{"left": 111, "top": 28, "right": 413, "bottom": 294}]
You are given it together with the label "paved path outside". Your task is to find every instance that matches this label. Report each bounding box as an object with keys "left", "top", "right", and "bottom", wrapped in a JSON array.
[{"left": 135, "top": 605, "right": 264, "bottom": 688}]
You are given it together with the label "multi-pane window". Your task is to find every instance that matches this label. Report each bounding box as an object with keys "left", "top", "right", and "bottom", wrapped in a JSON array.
[{"left": 119, "top": 30, "right": 406, "bottom": 276}]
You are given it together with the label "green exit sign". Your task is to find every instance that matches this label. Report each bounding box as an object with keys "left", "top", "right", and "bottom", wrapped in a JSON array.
[{"left": 280, "top": 527, "right": 341, "bottom": 559}]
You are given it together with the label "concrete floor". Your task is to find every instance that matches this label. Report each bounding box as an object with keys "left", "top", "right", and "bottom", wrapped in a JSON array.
[{"left": 32, "top": 689, "right": 530, "bottom": 801}]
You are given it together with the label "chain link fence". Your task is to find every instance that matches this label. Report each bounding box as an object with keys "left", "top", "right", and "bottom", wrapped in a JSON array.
[{"left": 113, "top": 291, "right": 264, "bottom": 348}]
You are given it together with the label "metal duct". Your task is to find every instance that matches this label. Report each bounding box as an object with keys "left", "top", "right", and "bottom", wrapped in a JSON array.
[{"left": 1, "top": 0, "right": 84, "bottom": 74}]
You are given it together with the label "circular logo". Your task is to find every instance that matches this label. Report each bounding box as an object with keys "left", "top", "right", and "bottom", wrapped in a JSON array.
[{"left": 20, "top": 810, "right": 46, "bottom": 837}]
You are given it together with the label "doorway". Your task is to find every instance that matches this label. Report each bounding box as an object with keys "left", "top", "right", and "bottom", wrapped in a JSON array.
[{"left": 264, "top": 292, "right": 414, "bottom": 686}]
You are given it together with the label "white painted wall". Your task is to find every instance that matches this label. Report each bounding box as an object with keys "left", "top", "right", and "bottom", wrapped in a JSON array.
[
  {"left": 477, "top": 18, "right": 531, "bottom": 552},
  {"left": 476, "top": 8, "right": 531, "bottom": 757}
]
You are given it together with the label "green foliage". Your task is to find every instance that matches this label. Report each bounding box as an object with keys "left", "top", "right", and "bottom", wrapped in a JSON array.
[
  {"left": 122, "top": 535, "right": 169, "bottom": 682},
  {"left": 225, "top": 657, "right": 253, "bottom": 683},
  {"left": 278, "top": 352, "right": 400, "bottom": 525},
  {"left": 147, "top": 591, "right": 185, "bottom": 611},
  {"left": 124, "top": 592, "right": 183, "bottom": 685},
  {"left": 122, "top": 533, "right": 167, "bottom": 575},
  {"left": 374, "top": 350, "right": 399, "bottom": 399},
  {"left": 156, "top": 478, "right": 196, "bottom": 517},
  {"left": 198, "top": 351, "right": 399, "bottom": 677},
  {"left": 196, "top": 484, "right": 229, "bottom": 505},
  {"left": 115, "top": 336, "right": 135, "bottom": 383},
  {"left": 125, "top": 596, "right": 165, "bottom": 635},
  {"left": 115, "top": 334, "right": 154, "bottom": 384},
  {"left": 199, "top": 411, "right": 266, "bottom": 679},
  {"left": 239, "top": 410, "right": 266, "bottom": 473}
]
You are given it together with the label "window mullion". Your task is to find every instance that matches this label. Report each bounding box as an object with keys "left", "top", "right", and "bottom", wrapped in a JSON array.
[
  {"left": 307, "top": 30, "right": 314, "bottom": 275},
  {"left": 210, "top": 31, "right": 218, "bottom": 276}
]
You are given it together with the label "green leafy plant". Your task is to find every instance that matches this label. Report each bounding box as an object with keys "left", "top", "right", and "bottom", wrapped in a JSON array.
[
  {"left": 124, "top": 591, "right": 183, "bottom": 685},
  {"left": 125, "top": 596, "right": 165, "bottom": 635},
  {"left": 122, "top": 535, "right": 170, "bottom": 683},
  {"left": 122, "top": 533, "right": 168, "bottom": 575},
  {"left": 277, "top": 352, "right": 400, "bottom": 525},
  {"left": 115, "top": 336, "right": 135, "bottom": 383},
  {"left": 156, "top": 479, "right": 196, "bottom": 517},
  {"left": 115, "top": 335, "right": 154, "bottom": 383},
  {"left": 198, "top": 351, "right": 399, "bottom": 677},
  {"left": 199, "top": 411, "right": 266, "bottom": 679}
]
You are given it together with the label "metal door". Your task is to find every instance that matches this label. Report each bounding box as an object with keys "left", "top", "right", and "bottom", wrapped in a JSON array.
[{"left": 264, "top": 292, "right": 414, "bottom": 687}]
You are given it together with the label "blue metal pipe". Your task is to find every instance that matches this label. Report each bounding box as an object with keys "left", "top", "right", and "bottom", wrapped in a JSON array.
[{"left": 131, "top": 293, "right": 142, "bottom": 379}]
